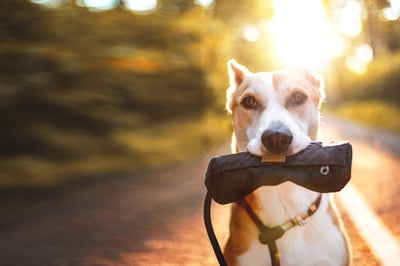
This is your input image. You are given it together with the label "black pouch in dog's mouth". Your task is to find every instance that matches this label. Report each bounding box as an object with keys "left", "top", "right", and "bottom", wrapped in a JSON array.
[{"left": 205, "top": 141, "right": 352, "bottom": 204}]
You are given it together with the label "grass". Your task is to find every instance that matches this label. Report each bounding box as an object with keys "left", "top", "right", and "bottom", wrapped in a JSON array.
[{"left": 324, "top": 100, "right": 400, "bottom": 133}]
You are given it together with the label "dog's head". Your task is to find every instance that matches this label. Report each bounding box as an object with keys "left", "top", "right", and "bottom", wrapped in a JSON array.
[{"left": 226, "top": 60, "right": 325, "bottom": 156}]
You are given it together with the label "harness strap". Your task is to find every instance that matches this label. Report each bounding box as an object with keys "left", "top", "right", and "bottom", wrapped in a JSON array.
[
  {"left": 236, "top": 198, "right": 281, "bottom": 266},
  {"left": 237, "top": 194, "right": 322, "bottom": 266}
]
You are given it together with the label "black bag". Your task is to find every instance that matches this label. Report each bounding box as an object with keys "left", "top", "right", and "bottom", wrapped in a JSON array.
[{"left": 205, "top": 141, "right": 352, "bottom": 204}]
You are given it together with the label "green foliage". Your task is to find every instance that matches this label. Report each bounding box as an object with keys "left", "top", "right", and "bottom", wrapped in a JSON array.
[
  {"left": 2, "top": 0, "right": 398, "bottom": 187},
  {"left": 0, "top": 1, "right": 232, "bottom": 187},
  {"left": 342, "top": 52, "right": 400, "bottom": 105},
  {"left": 328, "top": 100, "right": 400, "bottom": 133},
  {"left": 324, "top": 51, "right": 400, "bottom": 134},
  {"left": 215, "top": 0, "right": 274, "bottom": 26}
]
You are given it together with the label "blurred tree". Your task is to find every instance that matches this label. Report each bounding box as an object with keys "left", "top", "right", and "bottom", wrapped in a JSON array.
[
  {"left": 0, "top": 0, "right": 47, "bottom": 42},
  {"left": 3, "top": 0, "right": 398, "bottom": 186},
  {"left": 0, "top": 0, "right": 233, "bottom": 186},
  {"left": 320, "top": 0, "right": 400, "bottom": 105},
  {"left": 214, "top": 0, "right": 273, "bottom": 26},
  {"left": 363, "top": 0, "right": 395, "bottom": 55},
  {"left": 159, "top": 0, "right": 193, "bottom": 12}
]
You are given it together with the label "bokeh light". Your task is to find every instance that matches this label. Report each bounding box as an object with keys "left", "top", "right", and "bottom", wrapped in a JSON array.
[
  {"left": 338, "top": 0, "right": 362, "bottom": 37},
  {"left": 30, "top": 0, "right": 62, "bottom": 8},
  {"left": 194, "top": 0, "right": 215, "bottom": 8},
  {"left": 380, "top": 0, "right": 400, "bottom": 21},
  {"left": 76, "top": 0, "right": 118, "bottom": 11},
  {"left": 242, "top": 25, "right": 260, "bottom": 42},
  {"left": 346, "top": 44, "right": 373, "bottom": 74},
  {"left": 124, "top": 0, "right": 158, "bottom": 14}
]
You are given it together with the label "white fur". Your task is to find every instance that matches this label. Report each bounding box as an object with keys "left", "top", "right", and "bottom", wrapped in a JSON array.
[
  {"left": 245, "top": 73, "right": 311, "bottom": 157},
  {"left": 224, "top": 60, "right": 350, "bottom": 266},
  {"left": 238, "top": 191, "right": 347, "bottom": 266}
]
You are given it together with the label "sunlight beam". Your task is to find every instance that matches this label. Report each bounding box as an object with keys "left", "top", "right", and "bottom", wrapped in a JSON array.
[
  {"left": 339, "top": 0, "right": 362, "bottom": 37},
  {"left": 270, "top": 0, "right": 343, "bottom": 68}
]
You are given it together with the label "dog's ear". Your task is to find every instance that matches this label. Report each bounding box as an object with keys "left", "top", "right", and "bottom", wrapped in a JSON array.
[
  {"left": 306, "top": 68, "right": 326, "bottom": 108},
  {"left": 305, "top": 68, "right": 324, "bottom": 92},
  {"left": 293, "top": 66, "right": 326, "bottom": 108},
  {"left": 227, "top": 59, "right": 250, "bottom": 87},
  {"left": 226, "top": 60, "right": 250, "bottom": 113}
]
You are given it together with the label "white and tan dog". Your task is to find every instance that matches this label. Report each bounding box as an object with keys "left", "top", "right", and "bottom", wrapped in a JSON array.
[{"left": 223, "top": 60, "right": 352, "bottom": 266}]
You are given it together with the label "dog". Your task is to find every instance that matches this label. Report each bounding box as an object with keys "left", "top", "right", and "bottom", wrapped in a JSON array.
[{"left": 223, "top": 60, "right": 352, "bottom": 265}]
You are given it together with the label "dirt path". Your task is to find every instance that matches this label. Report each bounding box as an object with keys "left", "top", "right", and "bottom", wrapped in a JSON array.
[{"left": 0, "top": 116, "right": 399, "bottom": 265}]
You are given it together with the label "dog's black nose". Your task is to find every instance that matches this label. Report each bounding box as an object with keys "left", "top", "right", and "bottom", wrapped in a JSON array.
[{"left": 261, "top": 125, "right": 293, "bottom": 154}]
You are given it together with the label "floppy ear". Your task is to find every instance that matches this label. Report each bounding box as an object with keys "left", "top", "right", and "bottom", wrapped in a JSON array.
[{"left": 227, "top": 59, "right": 251, "bottom": 87}]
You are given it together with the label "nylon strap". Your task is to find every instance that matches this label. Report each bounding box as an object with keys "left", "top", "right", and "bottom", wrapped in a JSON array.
[
  {"left": 204, "top": 192, "right": 227, "bottom": 266},
  {"left": 237, "top": 194, "right": 322, "bottom": 266},
  {"left": 204, "top": 192, "right": 322, "bottom": 266}
]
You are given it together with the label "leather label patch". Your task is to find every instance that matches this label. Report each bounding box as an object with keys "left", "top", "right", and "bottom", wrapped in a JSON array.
[{"left": 261, "top": 155, "right": 286, "bottom": 163}]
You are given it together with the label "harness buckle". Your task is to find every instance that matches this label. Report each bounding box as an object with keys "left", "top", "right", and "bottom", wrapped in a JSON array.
[
  {"left": 294, "top": 216, "right": 306, "bottom": 226},
  {"left": 259, "top": 226, "right": 286, "bottom": 244}
]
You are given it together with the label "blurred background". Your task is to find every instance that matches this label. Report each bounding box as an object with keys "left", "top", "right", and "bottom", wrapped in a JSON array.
[{"left": 0, "top": 0, "right": 399, "bottom": 187}]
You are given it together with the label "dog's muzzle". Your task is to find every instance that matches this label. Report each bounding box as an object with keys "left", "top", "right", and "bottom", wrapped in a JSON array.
[{"left": 261, "top": 122, "right": 293, "bottom": 154}]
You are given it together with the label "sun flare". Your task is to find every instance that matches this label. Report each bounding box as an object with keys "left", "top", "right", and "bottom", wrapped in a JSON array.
[{"left": 269, "top": 0, "right": 344, "bottom": 68}]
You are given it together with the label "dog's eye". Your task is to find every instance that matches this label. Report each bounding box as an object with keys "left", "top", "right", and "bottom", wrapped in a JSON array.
[
  {"left": 288, "top": 92, "right": 307, "bottom": 106},
  {"left": 241, "top": 96, "right": 257, "bottom": 109}
]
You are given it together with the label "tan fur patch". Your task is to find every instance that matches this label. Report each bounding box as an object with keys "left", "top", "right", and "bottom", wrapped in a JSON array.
[
  {"left": 224, "top": 193, "right": 263, "bottom": 265},
  {"left": 272, "top": 67, "right": 323, "bottom": 107},
  {"left": 224, "top": 204, "right": 257, "bottom": 265}
]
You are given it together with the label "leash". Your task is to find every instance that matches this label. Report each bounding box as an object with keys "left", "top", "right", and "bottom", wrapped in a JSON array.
[
  {"left": 204, "top": 192, "right": 227, "bottom": 266},
  {"left": 204, "top": 192, "right": 322, "bottom": 266}
]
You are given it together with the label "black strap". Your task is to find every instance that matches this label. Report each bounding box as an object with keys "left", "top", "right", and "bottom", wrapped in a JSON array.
[
  {"left": 237, "top": 194, "right": 322, "bottom": 266},
  {"left": 204, "top": 192, "right": 227, "bottom": 266},
  {"left": 204, "top": 193, "right": 280, "bottom": 266}
]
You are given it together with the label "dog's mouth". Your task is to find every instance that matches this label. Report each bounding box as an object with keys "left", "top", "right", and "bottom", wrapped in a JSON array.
[
  {"left": 247, "top": 139, "right": 309, "bottom": 157},
  {"left": 261, "top": 127, "right": 293, "bottom": 154},
  {"left": 246, "top": 122, "right": 311, "bottom": 157}
]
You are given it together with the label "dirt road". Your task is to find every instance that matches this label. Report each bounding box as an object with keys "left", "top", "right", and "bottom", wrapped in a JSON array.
[{"left": 0, "top": 116, "right": 399, "bottom": 265}]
